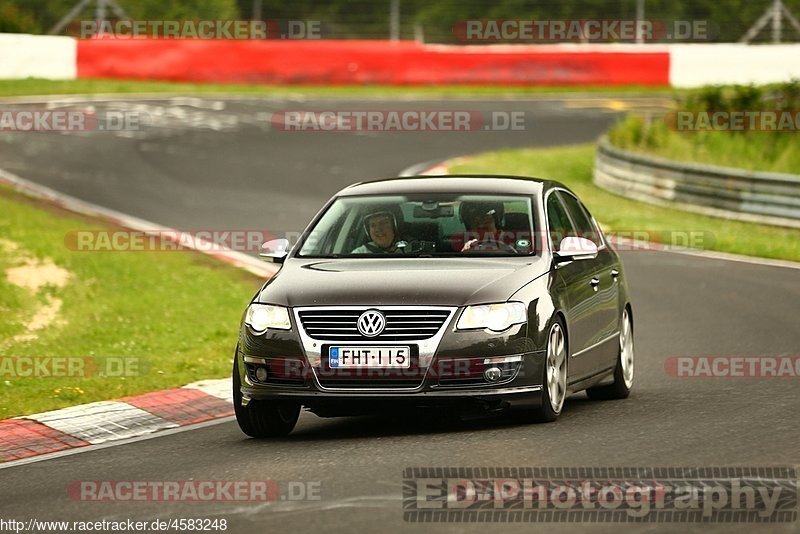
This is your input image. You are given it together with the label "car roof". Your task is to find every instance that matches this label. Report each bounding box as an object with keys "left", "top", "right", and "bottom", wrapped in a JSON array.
[{"left": 337, "top": 175, "right": 561, "bottom": 197}]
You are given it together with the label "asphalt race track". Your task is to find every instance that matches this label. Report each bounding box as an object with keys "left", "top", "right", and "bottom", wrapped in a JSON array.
[
  {"left": 0, "top": 96, "right": 798, "bottom": 533},
  {"left": 0, "top": 97, "right": 625, "bottom": 232}
]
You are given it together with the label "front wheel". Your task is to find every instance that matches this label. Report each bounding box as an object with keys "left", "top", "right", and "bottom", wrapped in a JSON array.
[
  {"left": 233, "top": 355, "right": 300, "bottom": 438},
  {"left": 586, "top": 307, "right": 634, "bottom": 401},
  {"left": 516, "top": 319, "right": 567, "bottom": 423}
]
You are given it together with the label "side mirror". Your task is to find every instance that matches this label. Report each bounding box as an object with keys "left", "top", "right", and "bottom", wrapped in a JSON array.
[
  {"left": 554, "top": 236, "right": 598, "bottom": 263},
  {"left": 260, "top": 238, "right": 291, "bottom": 264}
]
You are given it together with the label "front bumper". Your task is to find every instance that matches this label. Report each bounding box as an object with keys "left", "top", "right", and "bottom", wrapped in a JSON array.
[
  {"left": 237, "top": 305, "right": 546, "bottom": 408},
  {"left": 240, "top": 383, "right": 544, "bottom": 417}
]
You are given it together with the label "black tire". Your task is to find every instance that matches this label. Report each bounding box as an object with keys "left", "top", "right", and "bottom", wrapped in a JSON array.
[
  {"left": 515, "top": 318, "right": 567, "bottom": 424},
  {"left": 233, "top": 355, "right": 301, "bottom": 438},
  {"left": 586, "top": 308, "right": 633, "bottom": 401}
]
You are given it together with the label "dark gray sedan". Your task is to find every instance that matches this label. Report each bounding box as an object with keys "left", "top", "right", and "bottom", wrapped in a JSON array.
[{"left": 234, "top": 176, "right": 634, "bottom": 437}]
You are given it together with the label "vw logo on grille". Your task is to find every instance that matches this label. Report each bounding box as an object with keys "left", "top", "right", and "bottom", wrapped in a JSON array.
[{"left": 357, "top": 310, "right": 386, "bottom": 337}]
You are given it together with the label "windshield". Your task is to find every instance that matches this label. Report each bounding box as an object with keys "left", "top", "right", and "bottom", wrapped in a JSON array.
[{"left": 297, "top": 194, "right": 536, "bottom": 258}]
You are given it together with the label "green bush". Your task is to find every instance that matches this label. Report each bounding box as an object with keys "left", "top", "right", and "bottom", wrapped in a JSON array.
[
  {"left": 607, "top": 82, "right": 800, "bottom": 174},
  {"left": 0, "top": 3, "right": 38, "bottom": 33},
  {"left": 0, "top": 0, "right": 239, "bottom": 36}
]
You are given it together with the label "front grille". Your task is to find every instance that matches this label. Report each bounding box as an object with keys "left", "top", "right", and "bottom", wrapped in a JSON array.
[
  {"left": 316, "top": 377, "right": 423, "bottom": 389},
  {"left": 297, "top": 308, "right": 451, "bottom": 341}
]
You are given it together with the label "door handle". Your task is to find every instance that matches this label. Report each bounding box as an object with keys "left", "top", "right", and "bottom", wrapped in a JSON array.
[{"left": 611, "top": 269, "right": 619, "bottom": 278}]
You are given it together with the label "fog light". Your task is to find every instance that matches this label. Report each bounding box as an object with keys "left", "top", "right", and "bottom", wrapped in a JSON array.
[
  {"left": 255, "top": 367, "right": 269, "bottom": 382},
  {"left": 484, "top": 366, "right": 502, "bottom": 382}
]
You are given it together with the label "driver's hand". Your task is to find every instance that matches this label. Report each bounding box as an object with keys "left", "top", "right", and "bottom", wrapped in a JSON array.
[{"left": 461, "top": 239, "right": 478, "bottom": 252}]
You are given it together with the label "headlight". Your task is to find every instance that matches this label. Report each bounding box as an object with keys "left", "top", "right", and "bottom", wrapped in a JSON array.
[
  {"left": 456, "top": 302, "right": 527, "bottom": 332},
  {"left": 245, "top": 304, "right": 291, "bottom": 334}
]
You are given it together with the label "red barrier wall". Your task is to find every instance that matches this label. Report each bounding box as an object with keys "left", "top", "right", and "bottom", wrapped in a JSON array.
[{"left": 77, "top": 40, "right": 669, "bottom": 86}]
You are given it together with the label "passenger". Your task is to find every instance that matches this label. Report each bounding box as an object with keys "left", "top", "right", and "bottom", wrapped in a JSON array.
[{"left": 455, "top": 201, "right": 517, "bottom": 252}]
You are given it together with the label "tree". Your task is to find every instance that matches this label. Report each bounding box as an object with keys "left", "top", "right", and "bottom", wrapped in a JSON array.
[{"left": 0, "top": 3, "right": 39, "bottom": 34}]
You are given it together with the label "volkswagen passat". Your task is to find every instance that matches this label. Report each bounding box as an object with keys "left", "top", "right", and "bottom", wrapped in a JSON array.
[{"left": 234, "top": 176, "right": 634, "bottom": 437}]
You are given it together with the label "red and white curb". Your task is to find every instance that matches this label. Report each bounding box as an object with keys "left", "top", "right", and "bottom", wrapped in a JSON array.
[
  {"left": 0, "top": 164, "right": 265, "bottom": 464},
  {"left": 420, "top": 164, "right": 450, "bottom": 175},
  {"left": 398, "top": 160, "right": 451, "bottom": 177},
  {"left": 0, "top": 378, "right": 230, "bottom": 463}
]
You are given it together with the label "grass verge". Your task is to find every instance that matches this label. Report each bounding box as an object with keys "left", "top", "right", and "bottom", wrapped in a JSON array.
[
  {"left": 607, "top": 83, "right": 800, "bottom": 174},
  {"left": 447, "top": 144, "right": 800, "bottom": 262},
  {"left": 608, "top": 114, "right": 800, "bottom": 175},
  {"left": 0, "top": 78, "right": 676, "bottom": 99},
  {"left": 0, "top": 186, "right": 262, "bottom": 419}
]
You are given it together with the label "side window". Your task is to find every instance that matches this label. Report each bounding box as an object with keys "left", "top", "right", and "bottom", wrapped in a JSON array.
[
  {"left": 546, "top": 192, "right": 575, "bottom": 249},
  {"left": 578, "top": 201, "right": 605, "bottom": 247},
  {"left": 557, "top": 192, "right": 603, "bottom": 246}
]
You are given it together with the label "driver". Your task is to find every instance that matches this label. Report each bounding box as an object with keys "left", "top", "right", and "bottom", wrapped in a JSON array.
[
  {"left": 456, "top": 201, "right": 517, "bottom": 252},
  {"left": 351, "top": 210, "right": 411, "bottom": 254}
]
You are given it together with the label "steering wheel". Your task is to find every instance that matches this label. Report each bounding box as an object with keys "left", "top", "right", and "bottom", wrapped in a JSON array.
[{"left": 465, "top": 237, "right": 518, "bottom": 253}]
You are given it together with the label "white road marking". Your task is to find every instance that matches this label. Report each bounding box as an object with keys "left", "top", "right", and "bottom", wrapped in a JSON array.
[
  {"left": 0, "top": 416, "right": 235, "bottom": 470},
  {"left": 183, "top": 378, "right": 232, "bottom": 402},
  {"left": 22, "top": 401, "right": 177, "bottom": 445}
]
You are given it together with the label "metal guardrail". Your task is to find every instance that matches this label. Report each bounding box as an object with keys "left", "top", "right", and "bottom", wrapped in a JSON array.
[{"left": 593, "top": 137, "right": 800, "bottom": 229}]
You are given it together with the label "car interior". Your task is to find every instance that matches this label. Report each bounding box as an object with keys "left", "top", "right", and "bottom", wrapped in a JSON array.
[{"left": 342, "top": 198, "right": 535, "bottom": 255}]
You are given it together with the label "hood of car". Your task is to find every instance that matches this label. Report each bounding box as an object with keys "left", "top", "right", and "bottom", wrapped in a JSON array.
[{"left": 257, "top": 257, "right": 549, "bottom": 307}]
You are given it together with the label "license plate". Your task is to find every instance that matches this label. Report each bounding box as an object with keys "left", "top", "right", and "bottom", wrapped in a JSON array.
[{"left": 329, "top": 346, "right": 410, "bottom": 368}]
